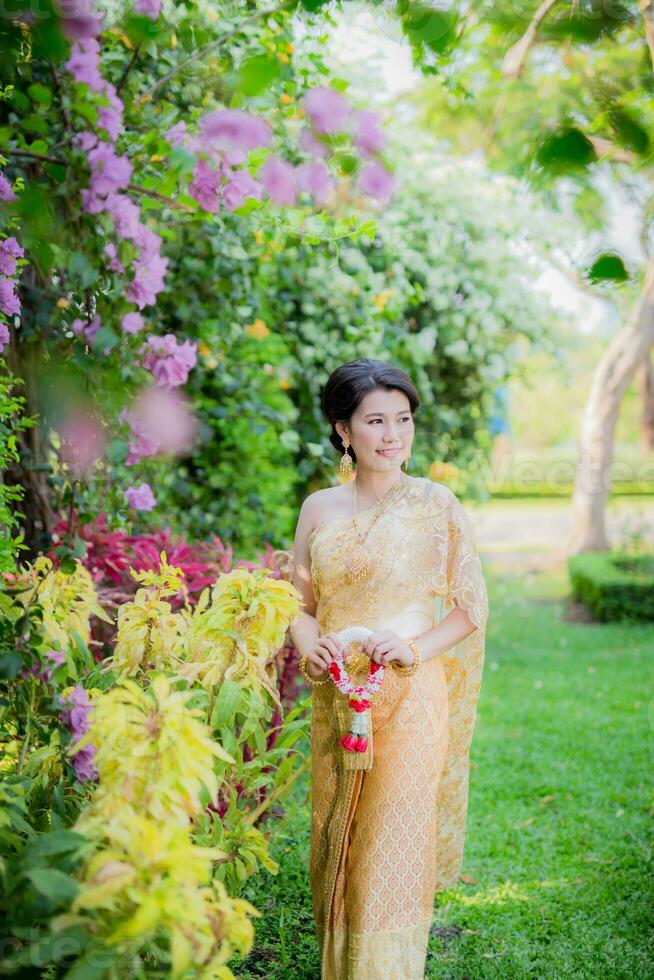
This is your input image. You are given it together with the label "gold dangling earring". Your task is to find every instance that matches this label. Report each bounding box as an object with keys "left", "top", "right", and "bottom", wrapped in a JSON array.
[
  {"left": 340, "top": 437, "right": 353, "bottom": 479},
  {"left": 403, "top": 453, "right": 411, "bottom": 472}
]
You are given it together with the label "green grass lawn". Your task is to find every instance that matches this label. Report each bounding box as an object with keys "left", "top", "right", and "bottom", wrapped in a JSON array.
[{"left": 232, "top": 561, "right": 654, "bottom": 979}]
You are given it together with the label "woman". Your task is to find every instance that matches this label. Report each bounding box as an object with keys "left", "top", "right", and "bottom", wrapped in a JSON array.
[{"left": 290, "top": 359, "right": 489, "bottom": 979}]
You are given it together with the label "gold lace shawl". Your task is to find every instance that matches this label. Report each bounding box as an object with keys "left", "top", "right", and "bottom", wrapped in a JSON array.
[{"left": 305, "top": 476, "right": 489, "bottom": 890}]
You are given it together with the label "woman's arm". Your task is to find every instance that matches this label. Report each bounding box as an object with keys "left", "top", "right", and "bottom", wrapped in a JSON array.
[
  {"left": 412, "top": 603, "right": 478, "bottom": 664},
  {"left": 290, "top": 497, "right": 325, "bottom": 679}
]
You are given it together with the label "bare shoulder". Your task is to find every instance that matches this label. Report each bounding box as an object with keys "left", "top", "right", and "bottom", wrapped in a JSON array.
[{"left": 298, "top": 484, "right": 352, "bottom": 530}]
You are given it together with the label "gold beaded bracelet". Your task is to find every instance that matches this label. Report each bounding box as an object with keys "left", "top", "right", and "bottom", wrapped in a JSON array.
[
  {"left": 298, "top": 654, "right": 330, "bottom": 686},
  {"left": 392, "top": 637, "right": 421, "bottom": 676}
]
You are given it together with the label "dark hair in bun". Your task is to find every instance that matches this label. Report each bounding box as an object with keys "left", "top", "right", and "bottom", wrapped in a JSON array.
[{"left": 322, "top": 359, "right": 420, "bottom": 463}]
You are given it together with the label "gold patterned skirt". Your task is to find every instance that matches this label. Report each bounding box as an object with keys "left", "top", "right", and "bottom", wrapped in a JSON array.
[{"left": 309, "top": 643, "right": 449, "bottom": 979}]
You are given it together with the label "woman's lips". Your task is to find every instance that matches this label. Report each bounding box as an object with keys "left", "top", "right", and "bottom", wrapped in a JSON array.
[{"left": 376, "top": 448, "right": 402, "bottom": 457}]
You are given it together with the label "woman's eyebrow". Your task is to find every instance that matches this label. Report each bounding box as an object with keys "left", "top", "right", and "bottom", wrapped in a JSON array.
[{"left": 363, "top": 411, "right": 410, "bottom": 418}]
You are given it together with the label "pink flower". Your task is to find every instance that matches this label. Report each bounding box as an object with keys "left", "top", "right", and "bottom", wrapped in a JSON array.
[
  {"left": 355, "top": 109, "right": 386, "bottom": 156},
  {"left": 358, "top": 159, "right": 395, "bottom": 202},
  {"left": 303, "top": 87, "right": 350, "bottom": 135},
  {"left": 134, "top": 386, "right": 196, "bottom": 456},
  {"left": 71, "top": 314, "right": 101, "bottom": 343},
  {"left": 200, "top": 109, "right": 272, "bottom": 151},
  {"left": 166, "top": 121, "right": 188, "bottom": 146},
  {"left": 0, "top": 278, "right": 20, "bottom": 317},
  {"left": 120, "top": 387, "right": 196, "bottom": 462},
  {"left": 88, "top": 142, "right": 132, "bottom": 196},
  {"left": 134, "top": 0, "right": 162, "bottom": 19},
  {"left": 121, "top": 311, "right": 144, "bottom": 335},
  {"left": 298, "top": 127, "right": 329, "bottom": 159},
  {"left": 97, "top": 83, "right": 124, "bottom": 141},
  {"left": 65, "top": 38, "right": 104, "bottom": 92},
  {"left": 260, "top": 156, "right": 296, "bottom": 206},
  {"left": 119, "top": 406, "right": 160, "bottom": 464},
  {"left": 141, "top": 333, "right": 197, "bottom": 388},
  {"left": 0, "top": 237, "right": 24, "bottom": 277},
  {"left": 59, "top": 686, "right": 98, "bottom": 783},
  {"left": 127, "top": 252, "right": 169, "bottom": 310},
  {"left": 222, "top": 170, "right": 262, "bottom": 211},
  {"left": 0, "top": 173, "right": 16, "bottom": 203},
  {"left": 189, "top": 159, "right": 221, "bottom": 212},
  {"left": 0, "top": 322, "right": 10, "bottom": 352},
  {"left": 124, "top": 481, "right": 156, "bottom": 511},
  {"left": 296, "top": 161, "right": 334, "bottom": 206},
  {"left": 104, "top": 241, "right": 124, "bottom": 273},
  {"left": 59, "top": 412, "right": 106, "bottom": 474}
]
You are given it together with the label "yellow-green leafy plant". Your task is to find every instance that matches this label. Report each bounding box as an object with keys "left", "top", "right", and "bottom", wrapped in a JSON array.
[
  {"left": 110, "top": 552, "right": 189, "bottom": 675},
  {"left": 12, "top": 555, "right": 112, "bottom": 656},
  {"left": 64, "top": 674, "right": 259, "bottom": 977},
  {"left": 179, "top": 568, "right": 303, "bottom": 705}
]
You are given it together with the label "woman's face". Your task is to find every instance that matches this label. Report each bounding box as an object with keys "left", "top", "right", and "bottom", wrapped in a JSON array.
[{"left": 336, "top": 387, "right": 414, "bottom": 472}]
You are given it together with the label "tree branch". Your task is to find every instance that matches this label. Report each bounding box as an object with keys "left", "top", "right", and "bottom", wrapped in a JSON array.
[
  {"left": 136, "top": 3, "right": 288, "bottom": 104},
  {"left": 8, "top": 148, "right": 65, "bottom": 166},
  {"left": 117, "top": 42, "right": 142, "bottom": 94},
  {"left": 585, "top": 134, "right": 640, "bottom": 166},
  {"left": 501, "top": 0, "right": 561, "bottom": 80},
  {"left": 126, "top": 182, "right": 195, "bottom": 212}
]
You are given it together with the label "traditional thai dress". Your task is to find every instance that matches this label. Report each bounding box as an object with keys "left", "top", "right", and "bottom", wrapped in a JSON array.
[{"left": 306, "top": 477, "right": 489, "bottom": 979}]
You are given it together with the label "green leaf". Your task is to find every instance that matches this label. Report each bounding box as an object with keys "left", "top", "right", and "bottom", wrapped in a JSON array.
[
  {"left": 235, "top": 55, "right": 281, "bottom": 97},
  {"left": 67, "top": 252, "right": 98, "bottom": 288},
  {"left": 168, "top": 146, "right": 197, "bottom": 176},
  {"left": 28, "top": 83, "right": 52, "bottom": 106},
  {"left": 25, "top": 867, "right": 80, "bottom": 905},
  {"left": 0, "top": 651, "right": 22, "bottom": 680},
  {"left": 22, "top": 113, "right": 48, "bottom": 135},
  {"left": 91, "top": 325, "right": 118, "bottom": 352},
  {"left": 24, "top": 829, "right": 86, "bottom": 860},
  {"left": 210, "top": 679, "right": 244, "bottom": 728},
  {"left": 107, "top": 439, "right": 128, "bottom": 465}
]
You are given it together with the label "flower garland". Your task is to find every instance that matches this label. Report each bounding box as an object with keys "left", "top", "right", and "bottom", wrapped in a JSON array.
[{"left": 328, "top": 647, "right": 385, "bottom": 753}]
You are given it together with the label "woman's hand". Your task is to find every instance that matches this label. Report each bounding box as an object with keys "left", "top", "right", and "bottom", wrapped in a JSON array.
[
  {"left": 305, "top": 632, "right": 345, "bottom": 679},
  {"left": 362, "top": 629, "right": 414, "bottom": 668}
]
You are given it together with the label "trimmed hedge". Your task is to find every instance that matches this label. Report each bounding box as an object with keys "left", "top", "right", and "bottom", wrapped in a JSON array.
[{"left": 568, "top": 551, "right": 654, "bottom": 622}]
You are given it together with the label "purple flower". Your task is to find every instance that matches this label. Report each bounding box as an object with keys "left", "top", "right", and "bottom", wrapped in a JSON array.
[
  {"left": 88, "top": 142, "right": 132, "bottom": 197},
  {"left": 222, "top": 170, "right": 262, "bottom": 211},
  {"left": 134, "top": 0, "right": 162, "bottom": 19},
  {"left": 0, "top": 173, "right": 16, "bottom": 203},
  {"left": 141, "top": 333, "right": 197, "bottom": 388},
  {"left": 104, "top": 241, "right": 124, "bottom": 273},
  {"left": 59, "top": 0, "right": 104, "bottom": 39},
  {"left": 59, "top": 685, "right": 98, "bottom": 783},
  {"left": 260, "top": 156, "right": 296, "bottom": 206},
  {"left": 121, "top": 311, "right": 145, "bottom": 335},
  {"left": 133, "top": 225, "right": 162, "bottom": 261},
  {"left": 358, "top": 159, "right": 396, "bottom": 203},
  {"left": 189, "top": 159, "right": 221, "bottom": 212},
  {"left": 0, "top": 322, "right": 9, "bottom": 353},
  {"left": 0, "top": 278, "right": 20, "bottom": 317},
  {"left": 355, "top": 109, "right": 386, "bottom": 156},
  {"left": 65, "top": 38, "right": 104, "bottom": 92},
  {"left": 71, "top": 314, "right": 101, "bottom": 343},
  {"left": 298, "top": 126, "right": 329, "bottom": 160},
  {"left": 296, "top": 161, "right": 334, "bottom": 206},
  {"left": 105, "top": 193, "right": 141, "bottom": 240},
  {"left": 73, "top": 130, "right": 98, "bottom": 151},
  {"left": 0, "top": 237, "right": 24, "bottom": 277},
  {"left": 124, "top": 481, "right": 156, "bottom": 511},
  {"left": 200, "top": 109, "right": 272, "bottom": 151},
  {"left": 303, "top": 87, "right": 350, "bottom": 135},
  {"left": 166, "top": 120, "right": 188, "bottom": 146},
  {"left": 97, "top": 83, "right": 124, "bottom": 141},
  {"left": 127, "top": 252, "right": 169, "bottom": 310}
]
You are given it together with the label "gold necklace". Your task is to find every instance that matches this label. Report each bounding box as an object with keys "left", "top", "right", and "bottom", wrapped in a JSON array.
[{"left": 340, "top": 475, "right": 404, "bottom": 584}]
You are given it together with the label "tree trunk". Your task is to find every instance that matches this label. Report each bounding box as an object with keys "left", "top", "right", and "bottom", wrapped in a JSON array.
[
  {"left": 635, "top": 354, "right": 654, "bottom": 452},
  {"left": 568, "top": 254, "right": 654, "bottom": 554},
  {"left": 3, "top": 332, "right": 56, "bottom": 560}
]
